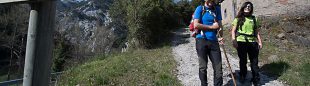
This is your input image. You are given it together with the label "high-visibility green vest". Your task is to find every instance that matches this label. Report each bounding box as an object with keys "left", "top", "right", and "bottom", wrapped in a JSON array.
[{"left": 232, "top": 16, "right": 260, "bottom": 42}]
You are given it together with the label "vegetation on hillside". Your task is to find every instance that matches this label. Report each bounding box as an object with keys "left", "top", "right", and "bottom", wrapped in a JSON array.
[
  {"left": 56, "top": 0, "right": 197, "bottom": 85},
  {"left": 58, "top": 46, "right": 181, "bottom": 86},
  {"left": 0, "top": 0, "right": 195, "bottom": 82},
  {"left": 57, "top": 1, "right": 195, "bottom": 85},
  {"left": 258, "top": 16, "right": 310, "bottom": 85},
  {"left": 109, "top": 0, "right": 176, "bottom": 48},
  {"left": 109, "top": 0, "right": 197, "bottom": 49}
]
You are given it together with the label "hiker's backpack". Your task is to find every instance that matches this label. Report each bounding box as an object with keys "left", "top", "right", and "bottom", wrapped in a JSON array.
[
  {"left": 235, "top": 16, "right": 258, "bottom": 42},
  {"left": 189, "top": 5, "right": 207, "bottom": 32},
  {"left": 189, "top": 14, "right": 195, "bottom": 31}
]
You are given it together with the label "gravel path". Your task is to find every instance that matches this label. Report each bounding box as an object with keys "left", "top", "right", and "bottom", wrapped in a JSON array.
[{"left": 172, "top": 28, "right": 287, "bottom": 86}]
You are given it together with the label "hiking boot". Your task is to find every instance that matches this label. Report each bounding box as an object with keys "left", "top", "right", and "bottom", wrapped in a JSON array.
[
  {"left": 239, "top": 75, "right": 246, "bottom": 83},
  {"left": 251, "top": 78, "right": 260, "bottom": 86}
]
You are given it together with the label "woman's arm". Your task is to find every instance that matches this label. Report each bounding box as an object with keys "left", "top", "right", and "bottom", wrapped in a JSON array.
[
  {"left": 256, "top": 29, "right": 263, "bottom": 49},
  {"left": 231, "top": 25, "right": 237, "bottom": 41},
  {"left": 193, "top": 19, "right": 219, "bottom": 30},
  {"left": 231, "top": 25, "right": 238, "bottom": 48},
  {"left": 255, "top": 17, "right": 262, "bottom": 49}
]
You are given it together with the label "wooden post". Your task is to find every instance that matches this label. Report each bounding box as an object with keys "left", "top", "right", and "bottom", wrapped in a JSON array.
[{"left": 23, "top": 0, "right": 56, "bottom": 86}]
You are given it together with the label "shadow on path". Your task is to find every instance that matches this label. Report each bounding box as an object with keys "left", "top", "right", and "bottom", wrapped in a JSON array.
[
  {"left": 260, "top": 61, "right": 290, "bottom": 78},
  {"left": 224, "top": 61, "right": 289, "bottom": 86}
]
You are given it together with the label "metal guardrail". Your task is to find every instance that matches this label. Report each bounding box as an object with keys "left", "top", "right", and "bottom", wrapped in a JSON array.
[
  {"left": 0, "top": 79, "right": 23, "bottom": 86},
  {"left": 0, "top": 72, "right": 63, "bottom": 86}
]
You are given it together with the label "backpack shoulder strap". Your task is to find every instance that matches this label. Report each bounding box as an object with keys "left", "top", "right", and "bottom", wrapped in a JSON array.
[
  {"left": 201, "top": 5, "right": 206, "bottom": 17},
  {"left": 199, "top": 5, "right": 206, "bottom": 23},
  {"left": 252, "top": 15, "right": 257, "bottom": 36},
  {"left": 235, "top": 18, "right": 241, "bottom": 36}
]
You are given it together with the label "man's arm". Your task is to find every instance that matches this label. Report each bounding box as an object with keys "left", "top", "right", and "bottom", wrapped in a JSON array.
[
  {"left": 218, "top": 20, "right": 223, "bottom": 37},
  {"left": 193, "top": 19, "right": 219, "bottom": 30}
]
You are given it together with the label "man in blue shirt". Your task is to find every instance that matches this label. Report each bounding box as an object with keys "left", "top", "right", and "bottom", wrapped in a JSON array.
[
  {"left": 193, "top": 0, "right": 223, "bottom": 86},
  {"left": 194, "top": 1, "right": 222, "bottom": 41}
]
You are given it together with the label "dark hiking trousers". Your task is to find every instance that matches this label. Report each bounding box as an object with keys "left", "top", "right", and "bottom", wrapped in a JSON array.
[
  {"left": 237, "top": 42, "right": 260, "bottom": 82},
  {"left": 196, "top": 38, "right": 223, "bottom": 86}
]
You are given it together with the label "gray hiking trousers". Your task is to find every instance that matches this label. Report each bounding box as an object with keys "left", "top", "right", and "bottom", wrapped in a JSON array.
[{"left": 196, "top": 38, "right": 223, "bottom": 86}]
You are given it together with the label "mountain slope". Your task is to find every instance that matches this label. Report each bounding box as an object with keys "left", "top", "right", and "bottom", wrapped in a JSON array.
[{"left": 56, "top": 0, "right": 119, "bottom": 54}]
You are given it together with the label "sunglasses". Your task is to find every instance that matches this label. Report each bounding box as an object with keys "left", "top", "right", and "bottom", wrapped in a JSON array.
[{"left": 246, "top": 4, "right": 252, "bottom": 8}]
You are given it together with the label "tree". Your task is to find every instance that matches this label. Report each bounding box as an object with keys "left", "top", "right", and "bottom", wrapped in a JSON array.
[{"left": 0, "top": 4, "right": 29, "bottom": 80}]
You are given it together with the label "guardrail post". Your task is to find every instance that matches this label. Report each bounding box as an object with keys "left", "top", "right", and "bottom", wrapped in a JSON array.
[
  {"left": 23, "top": 0, "right": 56, "bottom": 86},
  {"left": 23, "top": 4, "right": 38, "bottom": 86}
]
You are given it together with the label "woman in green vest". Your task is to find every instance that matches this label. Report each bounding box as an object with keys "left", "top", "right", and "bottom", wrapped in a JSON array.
[{"left": 230, "top": 1, "right": 262, "bottom": 86}]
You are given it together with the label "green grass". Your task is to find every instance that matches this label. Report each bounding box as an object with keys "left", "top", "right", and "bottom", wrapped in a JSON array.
[
  {"left": 0, "top": 73, "right": 22, "bottom": 82},
  {"left": 58, "top": 46, "right": 181, "bottom": 86},
  {"left": 259, "top": 40, "right": 278, "bottom": 62},
  {"left": 256, "top": 26, "right": 310, "bottom": 85},
  {"left": 279, "top": 53, "right": 310, "bottom": 86},
  {"left": 258, "top": 22, "right": 310, "bottom": 85},
  {"left": 0, "top": 75, "right": 7, "bottom": 81},
  {"left": 300, "top": 63, "right": 310, "bottom": 85}
]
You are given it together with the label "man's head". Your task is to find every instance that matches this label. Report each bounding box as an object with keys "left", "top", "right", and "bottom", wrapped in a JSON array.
[
  {"left": 204, "top": 0, "right": 215, "bottom": 9},
  {"left": 204, "top": 0, "right": 224, "bottom": 6}
]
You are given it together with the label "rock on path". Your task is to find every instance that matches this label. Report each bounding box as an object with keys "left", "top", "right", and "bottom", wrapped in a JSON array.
[{"left": 172, "top": 28, "right": 287, "bottom": 86}]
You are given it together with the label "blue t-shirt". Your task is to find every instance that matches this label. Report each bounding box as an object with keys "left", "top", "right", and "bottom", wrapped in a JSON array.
[{"left": 194, "top": 5, "right": 222, "bottom": 41}]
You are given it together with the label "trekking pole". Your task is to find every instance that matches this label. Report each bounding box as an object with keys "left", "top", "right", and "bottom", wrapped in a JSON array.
[
  {"left": 221, "top": 43, "right": 237, "bottom": 86},
  {"left": 218, "top": 34, "right": 237, "bottom": 86}
]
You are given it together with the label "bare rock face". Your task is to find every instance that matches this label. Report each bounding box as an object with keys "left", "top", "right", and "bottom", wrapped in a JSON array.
[
  {"left": 56, "top": 0, "right": 124, "bottom": 54},
  {"left": 278, "top": 16, "right": 310, "bottom": 48}
]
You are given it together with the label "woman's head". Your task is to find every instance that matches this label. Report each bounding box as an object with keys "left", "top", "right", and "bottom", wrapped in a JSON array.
[
  {"left": 236, "top": 2, "right": 254, "bottom": 29},
  {"left": 237, "top": 1, "right": 254, "bottom": 17}
]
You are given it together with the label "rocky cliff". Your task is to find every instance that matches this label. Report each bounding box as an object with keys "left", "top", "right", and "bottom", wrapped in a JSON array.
[{"left": 56, "top": 0, "right": 122, "bottom": 54}]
